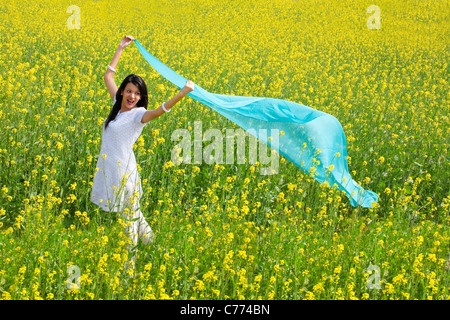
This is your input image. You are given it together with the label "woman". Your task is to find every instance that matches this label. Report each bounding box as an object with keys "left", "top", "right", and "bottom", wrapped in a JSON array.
[{"left": 90, "top": 35, "right": 194, "bottom": 266}]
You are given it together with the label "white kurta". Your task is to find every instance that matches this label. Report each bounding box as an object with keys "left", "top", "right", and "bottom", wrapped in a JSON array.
[{"left": 91, "top": 99, "right": 148, "bottom": 212}]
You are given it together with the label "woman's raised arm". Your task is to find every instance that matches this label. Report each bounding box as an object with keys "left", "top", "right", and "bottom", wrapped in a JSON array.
[
  {"left": 141, "top": 80, "right": 195, "bottom": 123},
  {"left": 104, "top": 35, "right": 135, "bottom": 101}
]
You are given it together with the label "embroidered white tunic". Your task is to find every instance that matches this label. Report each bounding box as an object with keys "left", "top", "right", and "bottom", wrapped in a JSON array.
[{"left": 91, "top": 98, "right": 148, "bottom": 212}]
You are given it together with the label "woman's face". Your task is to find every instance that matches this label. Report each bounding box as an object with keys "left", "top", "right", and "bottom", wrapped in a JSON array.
[{"left": 121, "top": 82, "right": 141, "bottom": 111}]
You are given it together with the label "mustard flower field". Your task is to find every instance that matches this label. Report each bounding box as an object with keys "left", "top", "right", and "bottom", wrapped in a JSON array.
[{"left": 0, "top": 0, "right": 449, "bottom": 300}]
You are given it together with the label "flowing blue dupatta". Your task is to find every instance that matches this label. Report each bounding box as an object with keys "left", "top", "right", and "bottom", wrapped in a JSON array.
[{"left": 135, "top": 39, "right": 379, "bottom": 208}]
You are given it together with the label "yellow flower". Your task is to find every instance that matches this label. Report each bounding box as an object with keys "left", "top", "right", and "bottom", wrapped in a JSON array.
[{"left": 312, "top": 282, "right": 325, "bottom": 294}]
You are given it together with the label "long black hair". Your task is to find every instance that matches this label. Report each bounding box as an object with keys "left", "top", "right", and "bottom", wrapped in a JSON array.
[{"left": 104, "top": 74, "right": 149, "bottom": 129}]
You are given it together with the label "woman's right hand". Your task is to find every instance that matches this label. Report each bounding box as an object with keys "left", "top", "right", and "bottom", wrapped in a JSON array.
[{"left": 119, "top": 35, "right": 135, "bottom": 49}]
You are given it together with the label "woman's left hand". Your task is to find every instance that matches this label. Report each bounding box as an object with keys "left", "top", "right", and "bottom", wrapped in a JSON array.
[{"left": 182, "top": 80, "right": 195, "bottom": 94}]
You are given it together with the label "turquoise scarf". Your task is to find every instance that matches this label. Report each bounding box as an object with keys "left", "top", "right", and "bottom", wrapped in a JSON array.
[{"left": 135, "top": 39, "right": 379, "bottom": 208}]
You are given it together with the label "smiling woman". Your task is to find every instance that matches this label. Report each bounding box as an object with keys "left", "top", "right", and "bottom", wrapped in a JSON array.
[
  {"left": 122, "top": 83, "right": 141, "bottom": 110},
  {"left": 103, "top": 74, "right": 149, "bottom": 129},
  {"left": 90, "top": 35, "right": 195, "bottom": 271}
]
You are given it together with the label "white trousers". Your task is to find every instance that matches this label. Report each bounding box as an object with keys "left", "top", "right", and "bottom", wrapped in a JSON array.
[
  {"left": 122, "top": 208, "right": 153, "bottom": 247},
  {"left": 122, "top": 208, "right": 152, "bottom": 273}
]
